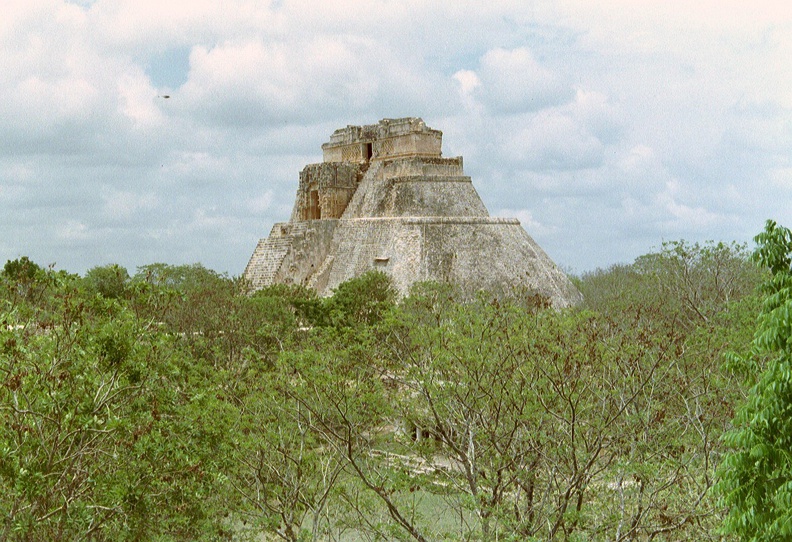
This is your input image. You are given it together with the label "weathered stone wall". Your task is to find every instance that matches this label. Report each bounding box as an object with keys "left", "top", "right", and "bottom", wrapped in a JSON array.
[
  {"left": 380, "top": 156, "right": 463, "bottom": 178},
  {"left": 243, "top": 220, "right": 339, "bottom": 290},
  {"left": 271, "top": 219, "right": 339, "bottom": 286},
  {"left": 319, "top": 218, "right": 422, "bottom": 296},
  {"left": 290, "top": 162, "right": 362, "bottom": 221},
  {"left": 373, "top": 176, "right": 488, "bottom": 217},
  {"left": 243, "top": 223, "right": 294, "bottom": 290},
  {"left": 371, "top": 132, "right": 442, "bottom": 160},
  {"left": 412, "top": 218, "right": 582, "bottom": 306},
  {"left": 337, "top": 160, "right": 389, "bottom": 219},
  {"left": 322, "top": 143, "right": 367, "bottom": 164},
  {"left": 317, "top": 217, "right": 582, "bottom": 306},
  {"left": 322, "top": 118, "right": 442, "bottom": 163},
  {"left": 339, "top": 157, "right": 485, "bottom": 219}
]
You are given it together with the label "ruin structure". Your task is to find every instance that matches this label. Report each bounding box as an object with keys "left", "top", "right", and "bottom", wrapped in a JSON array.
[{"left": 244, "top": 118, "right": 582, "bottom": 307}]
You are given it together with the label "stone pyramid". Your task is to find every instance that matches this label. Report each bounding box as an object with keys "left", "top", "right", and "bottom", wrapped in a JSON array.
[{"left": 244, "top": 118, "right": 582, "bottom": 307}]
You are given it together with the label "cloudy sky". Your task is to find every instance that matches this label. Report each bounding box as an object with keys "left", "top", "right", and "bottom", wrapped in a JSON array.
[{"left": 2, "top": 0, "right": 791, "bottom": 276}]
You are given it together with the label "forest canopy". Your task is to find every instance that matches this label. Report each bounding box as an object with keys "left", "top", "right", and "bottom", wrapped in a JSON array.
[{"left": 0, "top": 233, "right": 780, "bottom": 540}]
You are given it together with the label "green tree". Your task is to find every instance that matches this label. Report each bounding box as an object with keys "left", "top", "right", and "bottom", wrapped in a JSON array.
[
  {"left": 386, "top": 285, "right": 729, "bottom": 540},
  {"left": 717, "top": 220, "right": 792, "bottom": 539},
  {"left": 84, "top": 264, "right": 130, "bottom": 299},
  {"left": 132, "top": 263, "right": 233, "bottom": 331},
  {"left": 227, "top": 350, "right": 344, "bottom": 542},
  {"left": 578, "top": 240, "right": 763, "bottom": 332},
  {"left": 274, "top": 278, "right": 741, "bottom": 540},
  {"left": 282, "top": 341, "right": 428, "bottom": 542},
  {"left": 0, "top": 247, "right": 761, "bottom": 540},
  {"left": 3, "top": 256, "right": 42, "bottom": 283},
  {"left": 325, "top": 270, "right": 397, "bottom": 329},
  {"left": 2, "top": 257, "right": 47, "bottom": 308},
  {"left": 0, "top": 265, "right": 234, "bottom": 540}
]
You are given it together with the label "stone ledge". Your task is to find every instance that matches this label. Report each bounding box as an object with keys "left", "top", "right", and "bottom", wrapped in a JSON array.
[
  {"left": 389, "top": 176, "right": 472, "bottom": 183},
  {"left": 335, "top": 217, "right": 520, "bottom": 225}
]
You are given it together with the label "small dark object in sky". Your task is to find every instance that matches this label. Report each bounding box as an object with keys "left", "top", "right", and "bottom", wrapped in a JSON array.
[{"left": 158, "top": 95, "right": 171, "bottom": 99}]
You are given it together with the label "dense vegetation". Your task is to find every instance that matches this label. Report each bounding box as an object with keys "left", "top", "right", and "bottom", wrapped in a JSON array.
[
  {"left": 715, "top": 221, "right": 792, "bottom": 539},
  {"left": 0, "top": 230, "right": 782, "bottom": 540}
]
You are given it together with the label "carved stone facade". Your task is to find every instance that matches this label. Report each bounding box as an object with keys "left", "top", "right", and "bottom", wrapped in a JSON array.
[
  {"left": 321, "top": 118, "right": 442, "bottom": 163},
  {"left": 245, "top": 118, "right": 582, "bottom": 307},
  {"left": 291, "top": 162, "right": 363, "bottom": 221}
]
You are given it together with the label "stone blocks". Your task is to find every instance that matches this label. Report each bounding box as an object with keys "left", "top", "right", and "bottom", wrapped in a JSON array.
[{"left": 244, "top": 118, "right": 582, "bottom": 307}]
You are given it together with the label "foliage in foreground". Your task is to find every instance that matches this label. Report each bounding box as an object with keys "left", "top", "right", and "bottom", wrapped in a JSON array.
[
  {"left": 0, "top": 237, "right": 766, "bottom": 540},
  {"left": 716, "top": 220, "right": 792, "bottom": 540}
]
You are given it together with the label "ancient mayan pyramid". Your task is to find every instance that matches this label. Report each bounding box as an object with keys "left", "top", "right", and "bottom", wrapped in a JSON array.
[{"left": 244, "top": 118, "right": 582, "bottom": 307}]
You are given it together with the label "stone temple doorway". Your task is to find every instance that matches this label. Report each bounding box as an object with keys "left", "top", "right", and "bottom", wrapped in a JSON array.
[{"left": 309, "top": 189, "right": 321, "bottom": 219}]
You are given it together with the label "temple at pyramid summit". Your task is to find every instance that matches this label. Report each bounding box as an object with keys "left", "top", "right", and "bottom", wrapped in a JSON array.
[{"left": 244, "top": 118, "right": 582, "bottom": 307}]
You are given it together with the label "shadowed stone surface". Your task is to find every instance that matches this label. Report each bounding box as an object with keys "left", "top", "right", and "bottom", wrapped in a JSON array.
[{"left": 244, "top": 118, "right": 582, "bottom": 307}]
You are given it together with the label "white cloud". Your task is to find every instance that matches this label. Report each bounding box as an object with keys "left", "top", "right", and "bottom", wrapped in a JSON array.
[
  {"left": 502, "top": 110, "right": 605, "bottom": 171},
  {"left": 615, "top": 145, "right": 669, "bottom": 194},
  {"left": 179, "top": 35, "right": 457, "bottom": 127},
  {"left": 473, "top": 47, "right": 572, "bottom": 114},
  {"left": 1, "top": 0, "right": 791, "bottom": 275},
  {"left": 117, "top": 71, "right": 163, "bottom": 127},
  {"left": 57, "top": 220, "right": 91, "bottom": 241},
  {"left": 453, "top": 70, "right": 480, "bottom": 97},
  {"left": 187, "top": 207, "right": 240, "bottom": 232},
  {"left": 565, "top": 89, "right": 623, "bottom": 144},
  {"left": 89, "top": 0, "right": 275, "bottom": 52},
  {"left": 167, "top": 151, "right": 230, "bottom": 178},
  {"left": 493, "top": 208, "right": 554, "bottom": 238},
  {"left": 181, "top": 38, "right": 370, "bottom": 124},
  {"left": 245, "top": 192, "right": 274, "bottom": 214},
  {"left": 102, "top": 189, "right": 158, "bottom": 220},
  {"left": 770, "top": 168, "right": 792, "bottom": 190}
]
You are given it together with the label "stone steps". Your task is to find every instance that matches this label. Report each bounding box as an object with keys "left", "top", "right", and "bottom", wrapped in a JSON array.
[
  {"left": 245, "top": 220, "right": 329, "bottom": 289},
  {"left": 246, "top": 236, "right": 292, "bottom": 287}
]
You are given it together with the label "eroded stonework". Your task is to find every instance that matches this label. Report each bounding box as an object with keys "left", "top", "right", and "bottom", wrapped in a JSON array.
[
  {"left": 291, "top": 162, "right": 363, "bottom": 221},
  {"left": 244, "top": 118, "right": 582, "bottom": 307}
]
